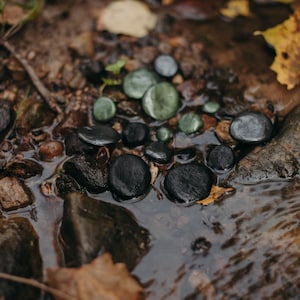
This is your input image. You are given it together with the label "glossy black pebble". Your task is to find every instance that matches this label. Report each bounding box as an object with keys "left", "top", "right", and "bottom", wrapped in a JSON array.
[
  {"left": 122, "top": 122, "right": 149, "bottom": 147},
  {"left": 145, "top": 141, "right": 172, "bottom": 164},
  {"left": 164, "top": 163, "right": 213, "bottom": 205},
  {"left": 154, "top": 54, "right": 178, "bottom": 77},
  {"left": 109, "top": 154, "right": 151, "bottom": 201},
  {"left": 78, "top": 124, "right": 120, "bottom": 146},
  {"left": 230, "top": 111, "right": 273, "bottom": 144},
  {"left": 207, "top": 145, "right": 235, "bottom": 170}
]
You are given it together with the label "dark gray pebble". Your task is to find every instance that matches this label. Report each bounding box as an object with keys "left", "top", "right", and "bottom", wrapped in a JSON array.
[
  {"left": 207, "top": 145, "right": 235, "bottom": 170},
  {"left": 122, "top": 122, "right": 149, "bottom": 147},
  {"left": 164, "top": 163, "right": 213, "bottom": 205},
  {"left": 109, "top": 154, "right": 151, "bottom": 201},
  {"left": 78, "top": 124, "right": 120, "bottom": 146},
  {"left": 145, "top": 141, "right": 172, "bottom": 164},
  {"left": 230, "top": 111, "right": 273, "bottom": 144},
  {"left": 65, "top": 131, "right": 96, "bottom": 155}
]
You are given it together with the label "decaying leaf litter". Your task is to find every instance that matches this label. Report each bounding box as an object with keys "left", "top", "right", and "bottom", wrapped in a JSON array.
[{"left": 0, "top": 0, "right": 300, "bottom": 299}]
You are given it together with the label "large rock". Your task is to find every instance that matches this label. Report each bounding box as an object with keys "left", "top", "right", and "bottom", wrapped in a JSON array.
[
  {"left": 229, "top": 106, "right": 300, "bottom": 184},
  {"left": 0, "top": 217, "right": 43, "bottom": 300},
  {"left": 60, "top": 192, "right": 151, "bottom": 271}
]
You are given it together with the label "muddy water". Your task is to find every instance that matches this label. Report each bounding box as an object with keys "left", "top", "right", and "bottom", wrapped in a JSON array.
[{"left": 2, "top": 2, "right": 300, "bottom": 299}]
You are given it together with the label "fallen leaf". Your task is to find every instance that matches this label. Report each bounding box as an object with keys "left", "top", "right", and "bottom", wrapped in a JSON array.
[
  {"left": 97, "top": 0, "right": 157, "bottom": 38},
  {"left": 255, "top": 9, "right": 300, "bottom": 89},
  {"left": 149, "top": 162, "right": 159, "bottom": 185},
  {"left": 220, "top": 0, "right": 252, "bottom": 19},
  {"left": 197, "top": 185, "right": 234, "bottom": 205},
  {"left": 47, "top": 253, "right": 144, "bottom": 300}
]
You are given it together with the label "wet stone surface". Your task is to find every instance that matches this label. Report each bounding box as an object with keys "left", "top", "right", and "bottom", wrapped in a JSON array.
[
  {"left": 78, "top": 124, "right": 120, "bottom": 146},
  {"left": 164, "top": 163, "right": 213, "bottom": 205},
  {"left": 145, "top": 141, "right": 172, "bottom": 164},
  {"left": 109, "top": 154, "right": 151, "bottom": 201},
  {"left": 178, "top": 113, "right": 203, "bottom": 134},
  {"left": 60, "top": 192, "right": 151, "bottom": 270},
  {"left": 0, "top": 217, "right": 43, "bottom": 300},
  {"left": 230, "top": 111, "right": 273, "bottom": 144},
  {"left": 207, "top": 145, "right": 235, "bottom": 171},
  {"left": 154, "top": 54, "right": 178, "bottom": 77},
  {"left": 122, "top": 122, "right": 149, "bottom": 147},
  {"left": 156, "top": 126, "right": 173, "bottom": 142},
  {"left": 63, "top": 155, "right": 108, "bottom": 193},
  {"left": 92, "top": 96, "right": 116, "bottom": 122},
  {"left": 64, "top": 131, "right": 96, "bottom": 156}
]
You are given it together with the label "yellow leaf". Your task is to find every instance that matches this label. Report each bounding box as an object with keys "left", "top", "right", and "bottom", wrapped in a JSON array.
[
  {"left": 97, "top": 0, "right": 157, "bottom": 38},
  {"left": 220, "top": 0, "right": 252, "bottom": 19},
  {"left": 255, "top": 9, "right": 300, "bottom": 90},
  {"left": 197, "top": 185, "right": 234, "bottom": 206}
]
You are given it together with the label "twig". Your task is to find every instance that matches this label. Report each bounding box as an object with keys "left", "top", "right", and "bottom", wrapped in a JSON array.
[
  {"left": 0, "top": 272, "right": 74, "bottom": 300},
  {"left": 0, "top": 39, "right": 61, "bottom": 113}
]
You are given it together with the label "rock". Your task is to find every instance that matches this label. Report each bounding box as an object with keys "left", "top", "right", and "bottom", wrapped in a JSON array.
[
  {"left": 175, "top": 147, "right": 196, "bottom": 163},
  {"left": 229, "top": 106, "right": 300, "bottom": 184},
  {"left": 0, "top": 217, "right": 43, "bottom": 300},
  {"left": 63, "top": 155, "right": 108, "bottom": 193},
  {"left": 0, "top": 177, "right": 34, "bottom": 211},
  {"left": 178, "top": 113, "right": 203, "bottom": 134},
  {"left": 79, "top": 59, "right": 104, "bottom": 85},
  {"left": 154, "top": 54, "right": 178, "bottom": 77},
  {"left": 122, "top": 122, "right": 149, "bottom": 147},
  {"left": 6, "top": 159, "right": 43, "bottom": 179},
  {"left": 60, "top": 192, "right": 151, "bottom": 270},
  {"left": 55, "top": 174, "right": 83, "bottom": 196},
  {"left": 164, "top": 163, "right": 213, "bottom": 205},
  {"left": 145, "top": 141, "right": 172, "bottom": 164},
  {"left": 93, "top": 96, "right": 116, "bottom": 122},
  {"left": 230, "top": 111, "right": 273, "bottom": 144},
  {"left": 109, "top": 154, "right": 151, "bottom": 201},
  {"left": 142, "top": 82, "right": 180, "bottom": 120},
  {"left": 38, "top": 140, "right": 64, "bottom": 161},
  {"left": 78, "top": 124, "right": 121, "bottom": 146},
  {"left": 64, "top": 131, "right": 96, "bottom": 156},
  {"left": 123, "top": 68, "right": 160, "bottom": 100},
  {"left": 203, "top": 101, "right": 220, "bottom": 114},
  {"left": 0, "top": 100, "right": 12, "bottom": 133},
  {"left": 207, "top": 145, "right": 235, "bottom": 171},
  {"left": 156, "top": 126, "right": 173, "bottom": 142}
]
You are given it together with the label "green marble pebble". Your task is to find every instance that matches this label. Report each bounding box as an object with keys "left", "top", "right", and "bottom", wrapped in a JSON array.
[
  {"left": 203, "top": 101, "right": 220, "bottom": 114},
  {"left": 93, "top": 96, "right": 116, "bottom": 122},
  {"left": 123, "top": 68, "right": 160, "bottom": 99},
  {"left": 156, "top": 127, "right": 173, "bottom": 142},
  {"left": 178, "top": 113, "right": 202, "bottom": 134},
  {"left": 142, "top": 82, "right": 180, "bottom": 121}
]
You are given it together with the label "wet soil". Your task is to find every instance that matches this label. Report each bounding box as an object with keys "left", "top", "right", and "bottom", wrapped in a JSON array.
[{"left": 0, "top": 1, "right": 300, "bottom": 299}]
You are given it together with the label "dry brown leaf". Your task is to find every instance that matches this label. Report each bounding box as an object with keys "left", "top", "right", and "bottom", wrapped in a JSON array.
[
  {"left": 255, "top": 9, "right": 300, "bottom": 89},
  {"left": 47, "top": 253, "right": 144, "bottom": 300},
  {"left": 197, "top": 185, "right": 234, "bottom": 206},
  {"left": 220, "top": 0, "right": 252, "bottom": 19},
  {"left": 97, "top": 0, "right": 157, "bottom": 38}
]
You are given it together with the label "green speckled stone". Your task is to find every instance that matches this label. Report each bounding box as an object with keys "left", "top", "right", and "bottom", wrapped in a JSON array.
[
  {"left": 93, "top": 96, "right": 116, "bottom": 122},
  {"left": 178, "top": 113, "right": 202, "bottom": 134},
  {"left": 123, "top": 68, "right": 160, "bottom": 99},
  {"left": 203, "top": 101, "right": 220, "bottom": 114},
  {"left": 142, "top": 82, "right": 180, "bottom": 121},
  {"left": 156, "top": 127, "right": 173, "bottom": 142}
]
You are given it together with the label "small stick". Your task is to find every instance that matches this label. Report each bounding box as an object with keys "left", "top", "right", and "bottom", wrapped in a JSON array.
[
  {"left": 0, "top": 272, "right": 73, "bottom": 300},
  {"left": 0, "top": 39, "right": 61, "bottom": 113}
]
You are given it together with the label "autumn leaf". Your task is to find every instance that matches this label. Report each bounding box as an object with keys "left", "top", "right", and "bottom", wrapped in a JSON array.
[
  {"left": 47, "top": 253, "right": 144, "bottom": 300},
  {"left": 97, "top": 0, "right": 157, "bottom": 38},
  {"left": 197, "top": 185, "right": 234, "bottom": 206},
  {"left": 220, "top": 0, "right": 252, "bottom": 19},
  {"left": 255, "top": 9, "right": 300, "bottom": 89}
]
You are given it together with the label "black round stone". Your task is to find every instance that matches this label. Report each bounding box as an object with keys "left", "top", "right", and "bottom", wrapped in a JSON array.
[
  {"left": 122, "top": 122, "right": 149, "bottom": 147},
  {"left": 145, "top": 141, "right": 172, "bottom": 164},
  {"left": 164, "top": 163, "right": 213, "bottom": 205},
  {"left": 154, "top": 54, "right": 178, "bottom": 77},
  {"left": 109, "top": 154, "right": 151, "bottom": 200},
  {"left": 207, "top": 145, "right": 235, "bottom": 170},
  {"left": 230, "top": 111, "right": 273, "bottom": 144}
]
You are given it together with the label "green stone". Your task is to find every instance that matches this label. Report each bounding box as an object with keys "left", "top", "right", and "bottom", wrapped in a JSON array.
[
  {"left": 156, "top": 127, "right": 173, "bottom": 142},
  {"left": 93, "top": 96, "right": 116, "bottom": 122},
  {"left": 203, "top": 101, "right": 220, "bottom": 114},
  {"left": 123, "top": 68, "right": 160, "bottom": 99},
  {"left": 142, "top": 82, "right": 180, "bottom": 121},
  {"left": 178, "top": 113, "right": 202, "bottom": 134}
]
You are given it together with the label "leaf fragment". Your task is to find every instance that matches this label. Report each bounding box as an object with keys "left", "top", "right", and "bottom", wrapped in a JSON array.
[
  {"left": 105, "top": 58, "right": 127, "bottom": 75},
  {"left": 255, "top": 9, "right": 300, "bottom": 89},
  {"left": 220, "top": 0, "right": 252, "bottom": 19},
  {"left": 197, "top": 185, "right": 234, "bottom": 206}
]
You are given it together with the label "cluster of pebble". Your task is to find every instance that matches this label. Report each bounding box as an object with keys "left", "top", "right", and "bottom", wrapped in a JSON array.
[{"left": 61, "top": 54, "right": 274, "bottom": 205}]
